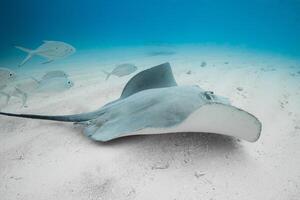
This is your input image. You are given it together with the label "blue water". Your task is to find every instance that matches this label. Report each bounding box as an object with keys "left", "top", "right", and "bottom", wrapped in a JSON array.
[{"left": 0, "top": 0, "right": 300, "bottom": 58}]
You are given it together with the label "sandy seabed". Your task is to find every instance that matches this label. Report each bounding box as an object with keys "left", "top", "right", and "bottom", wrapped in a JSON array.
[{"left": 0, "top": 45, "right": 300, "bottom": 200}]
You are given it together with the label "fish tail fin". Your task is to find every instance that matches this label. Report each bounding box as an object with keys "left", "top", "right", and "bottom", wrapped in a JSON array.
[
  {"left": 15, "top": 46, "right": 35, "bottom": 67},
  {"left": 42, "top": 59, "right": 54, "bottom": 64},
  {"left": 30, "top": 76, "right": 40, "bottom": 84},
  {"left": 15, "top": 46, "right": 32, "bottom": 53},
  {"left": 101, "top": 70, "right": 111, "bottom": 81},
  {"left": 14, "top": 88, "right": 28, "bottom": 107},
  {"left": 0, "top": 92, "right": 11, "bottom": 106}
]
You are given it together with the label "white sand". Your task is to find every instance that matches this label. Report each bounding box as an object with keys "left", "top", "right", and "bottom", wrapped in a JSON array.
[{"left": 0, "top": 45, "right": 300, "bottom": 200}]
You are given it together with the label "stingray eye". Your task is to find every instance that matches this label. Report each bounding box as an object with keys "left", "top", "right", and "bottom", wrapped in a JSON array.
[
  {"left": 203, "top": 92, "right": 212, "bottom": 100},
  {"left": 204, "top": 93, "right": 212, "bottom": 100}
]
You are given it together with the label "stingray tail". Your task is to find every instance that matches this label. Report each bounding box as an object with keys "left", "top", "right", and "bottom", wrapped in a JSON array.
[
  {"left": 15, "top": 46, "right": 35, "bottom": 67},
  {"left": 0, "top": 111, "right": 102, "bottom": 122},
  {"left": 101, "top": 70, "right": 111, "bottom": 81}
]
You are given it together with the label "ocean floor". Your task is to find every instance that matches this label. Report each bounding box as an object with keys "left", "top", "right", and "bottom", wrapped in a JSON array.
[{"left": 0, "top": 45, "right": 300, "bottom": 200}]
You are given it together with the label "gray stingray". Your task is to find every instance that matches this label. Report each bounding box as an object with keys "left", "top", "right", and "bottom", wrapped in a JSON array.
[{"left": 0, "top": 63, "right": 262, "bottom": 142}]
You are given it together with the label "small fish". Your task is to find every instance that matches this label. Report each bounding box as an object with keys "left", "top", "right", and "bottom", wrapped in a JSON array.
[
  {"left": 0, "top": 68, "right": 27, "bottom": 107},
  {"left": 32, "top": 77, "right": 74, "bottom": 93},
  {"left": 0, "top": 68, "right": 17, "bottom": 88},
  {"left": 30, "top": 70, "right": 69, "bottom": 86},
  {"left": 41, "top": 70, "right": 69, "bottom": 80},
  {"left": 102, "top": 63, "right": 137, "bottom": 80},
  {"left": 15, "top": 40, "right": 76, "bottom": 66},
  {"left": 16, "top": 77, "right": 74, "bottom": 94}
]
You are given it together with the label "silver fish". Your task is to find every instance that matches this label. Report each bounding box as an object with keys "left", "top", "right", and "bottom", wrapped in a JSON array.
[
  {"left": 0, "top": 68, "right": 16, "bottom": 88},
  {"left": 0, "top": 68, "right": 27, "bottom": 107},
  {"left": 102, "top": 63, "right": 137, "bottom": 80},
  {"left": 16, "top": 77, "right": 74, "bottom": 94},
  {"left": 41, "top": 70, "right": 69, "bottom": 80},
  {"left": 35, "top": 77, "right": 74, "bottom": 93},
  {"left": 16, "top": 40, "right": 76, "bottom": 66}
]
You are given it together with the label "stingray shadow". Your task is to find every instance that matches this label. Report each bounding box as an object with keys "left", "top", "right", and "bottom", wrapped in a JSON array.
[
  {"left": 92, "top": 132, "right": 244, "bottom": 160},
  {"left": 52, "top": 123, "right": 248, "bottom": 167},
  {"left": 102, "top": 132, "right": 237, "bottom": 147},
  {"left": 41, "top": 121, "right": 243, "bottom": 156}
]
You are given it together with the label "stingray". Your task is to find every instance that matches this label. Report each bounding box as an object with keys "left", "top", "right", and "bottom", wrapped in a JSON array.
[{"left": 0, "top": 63, "right": 261, "bottom": 142}]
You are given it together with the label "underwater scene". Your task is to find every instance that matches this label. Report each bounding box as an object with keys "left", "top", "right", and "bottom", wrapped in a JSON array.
[{"left": 0, "top": 0, "right": 300, "bottom": 199}]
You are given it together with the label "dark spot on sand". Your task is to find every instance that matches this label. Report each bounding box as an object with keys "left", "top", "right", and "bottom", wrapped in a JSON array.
[
  {"left": 200, "top": 61, "right": 207, "bottom": 67},
  {"left": 186, "top": 70, "right": 192, "bottom": 75},
  {"left": 236, "top": 87, "right": 243, "bottom": 91},
  {"left": 151, "top": 162, "right": 169, "bottom": 170}
]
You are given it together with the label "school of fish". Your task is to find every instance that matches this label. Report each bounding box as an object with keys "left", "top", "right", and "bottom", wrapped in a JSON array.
[{"left": 0, "top": 40, "right": 139, "bottom": 109}]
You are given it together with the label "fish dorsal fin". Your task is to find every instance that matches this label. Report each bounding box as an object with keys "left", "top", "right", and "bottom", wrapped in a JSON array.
[
  {"left": 120, "top": 62, "right": 178, "bottom": 99},
  {"left": 43, "top": 40, "right": 58, "bottom": 44}
]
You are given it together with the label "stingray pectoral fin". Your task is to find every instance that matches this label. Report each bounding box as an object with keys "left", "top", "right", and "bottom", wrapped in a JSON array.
[
  {"left": 177, "top": 103, "right": 262, "bottom": 142},
  {"left": 121, "top": 103, "right": 261, "bottom": 142},
  {"left": 84, "top": 117, "right": 140, "bottom": 142},
  {"left": 85, "top": 103, "right": 261, "bottom": 143}
]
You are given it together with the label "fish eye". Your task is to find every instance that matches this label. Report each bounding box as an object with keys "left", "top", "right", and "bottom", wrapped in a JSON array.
[
  {"left": 9, "top": 73, "right": 13, "bottom": 77},
  {"left": 68, "top": 81, "right": 71, "bottom": 84}
]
